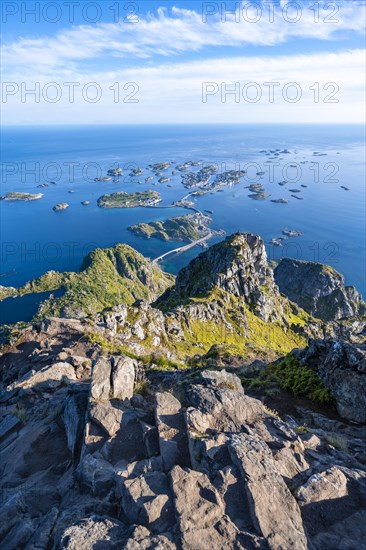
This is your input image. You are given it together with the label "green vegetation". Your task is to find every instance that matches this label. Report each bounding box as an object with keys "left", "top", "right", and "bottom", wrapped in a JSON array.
[
  {"left": 129, "top": 213, "right": 212, "bottom": 243},
  {"left": 295, "top": 425, "right": 311, "bottom": 435},
  {"left": 0, "top": 244, "right": 174, "bottom": 320},
  {"left": 268, "top": 354, "right": 334, "bottom": 403},
  {"left": 97, "top": 190, "right": 161, "bottom": 208},
  {"left": 241, "top": 354, "right": 333, "bottom": 404},
  {"left": 326, "top": 434, "right": 348, "bottom": 451},
  {"left": 1, "top": 192, "right": 43, "bottom": 201}
]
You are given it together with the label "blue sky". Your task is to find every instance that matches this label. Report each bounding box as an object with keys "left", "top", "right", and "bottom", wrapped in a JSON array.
[{"left": 1, "top": 0, "right": 365, "bottom": 124}]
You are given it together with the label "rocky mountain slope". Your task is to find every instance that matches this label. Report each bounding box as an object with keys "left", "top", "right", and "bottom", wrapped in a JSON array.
[
  {"left": 0, "top": 244, "right": 174, "bottom": 318},
  {"left": 1, "top": 232, "right": 366, "bottom": 549},
  {"left": 274, "top": 258, "right": 365, "bottom": 321}
]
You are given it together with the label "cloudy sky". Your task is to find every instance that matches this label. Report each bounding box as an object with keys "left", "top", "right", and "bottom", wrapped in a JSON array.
[{"left": 1, "top": 0, "right": 365, "bottom": 124}]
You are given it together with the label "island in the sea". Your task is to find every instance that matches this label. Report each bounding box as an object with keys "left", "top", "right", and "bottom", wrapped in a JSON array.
[
  {"left": 53, "top": 203, "right": 69, "bottom": 211},
  {"left": 128, "top": 212, "right": 213, "bottom": 242},
  {"left": 97, "top": 190, "right": 161, "bottom": 208},
  {"left": 0, "top": 192, "right": 43, "bottom": 201}
]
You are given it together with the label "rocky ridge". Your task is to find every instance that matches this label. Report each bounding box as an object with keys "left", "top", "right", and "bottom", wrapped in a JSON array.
[{"left": 274, "top": 258, "right": 366, "bottom": 321}]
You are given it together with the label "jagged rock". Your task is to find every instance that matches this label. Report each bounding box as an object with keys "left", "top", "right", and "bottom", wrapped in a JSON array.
[
  {"left": 0, "top": 492, "right": 27, "bottom": 539},
  {"left": 62, "top": 392, "right": 88, "bottom": 459},
  {"left": 228, "top": 433, "right": 309, "bottom": 550},
  {"left": 25, "top": 507, "right": 59, "bottom": 550},
  {"left": 124, "top": 525, "right": 176, "bottom": 549},
  {"left": 296, "top": 466, "right": 366, "bottom": 545},
  {"left": 296, "top": 339, "right": 366, "bottom": 423},
  {"left": 272, "top": 445, "right": 309, "bottom": 480},
  {"left": 0, "top": 415, "right": 21, "bottom": 442},
  {"left": 201, "top": 369, "right": 244, "bottom": 392},
  {"left": 186, "top": 375, "right": 265, "bottom": 435},
  {"left": 155, "top": 392, "right": 190, "bottom": 470},
  {"left": 274, "top": 258, "right": 366, "bottom": 321},
  {"left": 100, "top": 409, "right": 151, "bottom": 464},
  {"left": 90, "top": 357, "right": 111, "bottom": 402},
  {"left": 213, "top": 465, "right": 253, "bottom": 532},
  {"left": 295, "top": 466, "right": 348, "bottom": 504},
  {"left": 55, "top": 515, "right": 127, "bottom": 549},
  {"left": 120, "top": 471, "right": 175, "bottom": 533},
  {"left": 312, "top": 509, "right": 366, "bottom": 550},
  {"left": 115, "top": 457, "right": 163, "bottom": 482},
  {"left": 8, "top": 362, "right": 76, "bottom": 392},
  {"left": 161, "top": 233, "right": 284, "bottom": 321},
  {"left": 1, "top": 517, "right": 34, "bottom": 549},
  {"left": 169, "top": 465, "right": 224, "bottom": 548},
  {"left": 76, "top": 454, "right": 115, "bottom": 497},
  {"left": 89, "top": 401, "right": 123, "bottom": 437},
  {"left": 112, "top": 355, "right": 136, "bottom": 400}
]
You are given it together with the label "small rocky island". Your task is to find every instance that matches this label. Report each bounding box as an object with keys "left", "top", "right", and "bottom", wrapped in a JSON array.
[
  {"left": 129, "top": 213, "right": 213, "bottom": 242},
  {"left": 52, "top": 203, "right": 69, "bottom": 211},
  {"left": 0, "top": 192, "right": 43, "bottom": 201},
  {"left": 97, "top": 190, "right": 161, "bottom": 209}
]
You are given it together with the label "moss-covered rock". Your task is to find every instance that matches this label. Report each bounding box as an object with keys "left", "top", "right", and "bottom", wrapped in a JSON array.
[{"left": 0, "top": 245, "right": 174, "bottom": 320}]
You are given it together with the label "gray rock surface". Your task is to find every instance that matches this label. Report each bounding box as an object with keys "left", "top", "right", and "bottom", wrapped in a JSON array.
[
  {"left": 155, "top": 392, "right": 190, "bottom": 470},
  {"left": 112, "top": 355, "right": 136, "bottom": 400},
  {"left": 229, "top": 433, "right": 309, "bottom": 550},
  {"left": 121, "top": 471, "right": 175, "bottom": 533},
  {"left": 161, "top": 233, "right": 284, "bottom": 321},
  {"left": 297, "top": 339, "right": 366, "bottom": 423},
  {"left": 90, "top": 357, "right": 111, "bottom": 402},
  {"left": 274, "top": 258, "right": 366, "bottom": 321}
]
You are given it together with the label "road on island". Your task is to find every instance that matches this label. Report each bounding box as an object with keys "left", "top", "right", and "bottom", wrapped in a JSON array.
[{"left": 152, "top": 232, "right": 214, "bottom": 264}]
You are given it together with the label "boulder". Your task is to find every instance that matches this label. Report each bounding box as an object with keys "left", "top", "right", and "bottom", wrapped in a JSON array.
[
  {"left": 120, "top": 471, "right": 175, "bottom": 534},
  {"left": 55, "top": 515, "right": 127, "bottom": 549},
  {"left": 89, "top": 401, "right": 123, "bottom": 438},
  {"left": 228, "top": 433, "right": 309, "bottom": 550},
  {"left": 90, "top": 357, "right": 111, "bottom": 402},
  {"left": 201, "top": 369, "right": 244, "bottom": 393},
  {"left": 124, "top": 525, "right": 176, "bottom": 549},
  {"left": 9, "top": 362, "right": 76, "bottom": 392},
  {"left": 155, "top": 392, "right": 190, "bottom": 470},
  {"left": 111, "top": 355, "right": 136, "bottom": 400},
  {"left": 100, "top": 409, "right": 151, "bottom": 464},
  {"left": 295, "top": 466, "right": 348, "bottom": 504},
  {"left": 76, "top": 455, "right": 115, "bottom": 497},
  {"left": 186, "top": 380, "right": 265, "bottom": 435},
  {"left": 170, "top": 465, "right": 256, "bottom": 549}
]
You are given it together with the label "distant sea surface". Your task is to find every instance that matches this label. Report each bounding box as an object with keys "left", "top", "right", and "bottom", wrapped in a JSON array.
[{"left": 1, "top": 124, "right": 365, "bottom": 319}]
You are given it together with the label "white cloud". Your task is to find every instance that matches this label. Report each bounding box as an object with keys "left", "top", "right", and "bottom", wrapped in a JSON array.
[
  {"left": 2, "top": 50, "right": 364, "bottom": 125},
  {"left": 1, "top": 1, "right": 365, "bottom": 73}
]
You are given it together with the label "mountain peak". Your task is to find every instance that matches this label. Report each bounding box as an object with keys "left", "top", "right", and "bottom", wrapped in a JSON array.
[{"left": 159, "top": 232, "right": 283, "bottom": 321}]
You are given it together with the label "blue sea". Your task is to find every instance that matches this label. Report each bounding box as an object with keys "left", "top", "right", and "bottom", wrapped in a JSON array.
[{"left": 1, "top": 124, "right": 365, "bottom": 323}]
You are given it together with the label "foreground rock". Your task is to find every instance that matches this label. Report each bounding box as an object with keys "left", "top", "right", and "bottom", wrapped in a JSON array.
[
  {"left": 274, "top": 258, "right": 366, "bottom": 321},
  {"left": 1, "top": 348, "right": 366, "bottom": 549}
]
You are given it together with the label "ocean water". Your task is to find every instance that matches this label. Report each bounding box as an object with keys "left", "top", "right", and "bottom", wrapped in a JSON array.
[{"left": 1, "top": 124, "right": 365, "bottom": 323}]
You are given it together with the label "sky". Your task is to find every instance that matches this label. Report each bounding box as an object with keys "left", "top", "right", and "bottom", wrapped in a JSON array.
[{"left": 1, "top": 0, "right": 365, "bottom": 125}]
